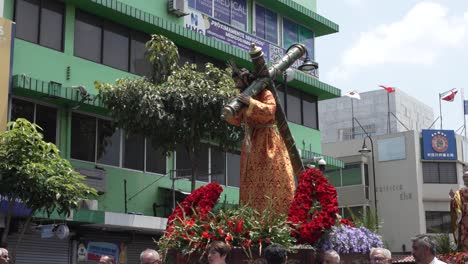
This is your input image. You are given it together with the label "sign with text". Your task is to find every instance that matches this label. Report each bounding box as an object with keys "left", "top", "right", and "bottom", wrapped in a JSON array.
[
  {"left": 0, "top": 195, "right": 32, "bottom": 216},
  {"left": 77, "top": 241, "right": 127, "bottom": 264},
  {"left": 185, "top": 9, "right": 285, "bottom": 64},
  {"left": 422, "top": 129, "right": 457, "bottom": 160},
  {"left": 0, "top": 17, "right": 14, "bottom": 132}
]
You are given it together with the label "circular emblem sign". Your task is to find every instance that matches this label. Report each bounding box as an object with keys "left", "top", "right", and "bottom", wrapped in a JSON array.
[{"left": 432, "top": 134, "right": 449, "bottom": 152}]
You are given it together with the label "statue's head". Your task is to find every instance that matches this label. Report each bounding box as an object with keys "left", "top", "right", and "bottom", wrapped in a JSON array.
[{"left": 232, "top": 68, "right": 254, "bottom": 91}]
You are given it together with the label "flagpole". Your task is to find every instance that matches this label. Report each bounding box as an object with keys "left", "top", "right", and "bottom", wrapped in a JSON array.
[
  {"left": 387, "top": 92, "right": 391, "bottom": 134},
  {"left": 351, "top": 98, "right": 355, "bottom": 139},
  {"left": 439, "top": 93, "right": 443, "bottom": 129}
]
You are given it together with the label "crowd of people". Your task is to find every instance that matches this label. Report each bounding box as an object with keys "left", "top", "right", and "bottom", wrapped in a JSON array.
[{"left": 0, "top": 233, "right": 449, "bottom": 263}]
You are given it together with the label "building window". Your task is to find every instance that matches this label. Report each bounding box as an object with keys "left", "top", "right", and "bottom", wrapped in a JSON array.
[
  {"left": 15, "top": 0, "right": 64, "bottom": 51},
  {"left": 283, "top": 18, "right": 314, "bottom": 58},
  {"left": 325, "top": 168, "right": 341, "bottom": 187},
  {"left": 425, "top": 211, "right": 451, "bottom": 233},
  {"left": 211, "top": 148, "right": 226, "bottom": 185},
  {"left": 226, "top": 151, "right": 240, "bottom": 188},
  {"left": 189, "top": 0, "right": 247, "bottom": 31},
  {"left": 302, "top": 93, "right": 318, "bottom": 129},
  {"left": 422, "top": 162, "right": 457, "bottom": 184},
  {"left": 123, "top": 132, "right": 145, "bottom": 171},
  {"left": 175, "top": 145, "right": 240, "bottom": 187},
  {"left": 341, "top": 206, "right": 364, "bottom": 220},
  {"left": 71, "top": 113, "right": 122, "bottom": 167},
  {"left": 71, "top": 113, "right": 97, "bottom": 162},
  {"left": 130, "top": 31, "right": 152, "bottom": 76},
  {"left": 103, "top": 21, "right": 129, "bottom": 71},
  {"left": 146, "top": 139, "right": 167, "bottom": 175},
  {"left": 286, "top": 87, "right": 301, "bottom": 124},
  {"left": 96, "top": 119, "right": 120, "bottom": 166},
  {"left": 74, "top": 10, "right": 102, "bottom": 63},
  {"left": 74, "top": 10, "right": 150, "bottom": 75},
  {"left": 10, "top": 98, "right": 58, "bottom": 144},
  {"left": 254, "top": 4, "right": 278, "bottom": 44},
  {"left": 338, "top": 124, "right": 376, "bottom": 141},
  {"left": 342, "top": 163, "right": 362, "bottom": 186}
]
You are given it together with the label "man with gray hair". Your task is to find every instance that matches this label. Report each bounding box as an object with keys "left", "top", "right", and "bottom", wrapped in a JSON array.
[
  {"left": 0, "top": 248, "right": 9, "bottom": 264},
  {"left": 322, "top": 249, "right": 340, "bottom": 264},
  {"left": 370, "top": 247, "right": 392, "bottom": 263},
  {"left": 140, "top": 248, "right": 161, "bottom": 264},
  {"left": 411, "top": 234, "right": 446, "bottom": 264}
]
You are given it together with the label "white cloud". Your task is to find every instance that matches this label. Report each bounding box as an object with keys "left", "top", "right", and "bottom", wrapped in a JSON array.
[{"left": 328, "top": 2, "right": 468, "bottom": 81}]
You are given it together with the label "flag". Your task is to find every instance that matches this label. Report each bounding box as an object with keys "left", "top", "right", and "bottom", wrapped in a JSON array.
[
  {"left": 344, "top": 91, "right": 361, "bottom": 100},
  {"left": 464, "top": 100, "right": 468, "bottom": 115},
  {"left": 440, "top": 88, "right": 458, "bottom": 102},
  {"left": 379, "top": 85, "right": 396, "bottom": 93}
]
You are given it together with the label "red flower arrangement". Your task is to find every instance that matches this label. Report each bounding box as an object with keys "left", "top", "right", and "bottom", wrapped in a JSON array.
[
  {"left": 165, "top": 182, "right": 223, "bottom": 234},
  {"left": 340, "top": 218, "right": 355, "bottom": 227},
  {"left": 287, "top": 168, "right": 339, "bottom": 244}
]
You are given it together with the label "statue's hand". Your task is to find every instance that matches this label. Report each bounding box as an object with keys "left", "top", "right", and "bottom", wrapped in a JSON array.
[
  {"left": 449, "top": 189, "right": 455, "bottom": 199},
  {"left": 237, "top": 94, "right": 251, "bottom": 105}
]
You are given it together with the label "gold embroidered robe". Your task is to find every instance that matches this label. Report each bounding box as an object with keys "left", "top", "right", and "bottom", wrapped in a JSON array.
[{"left": 226, "top": 89, "right": 295, "bottom": 215}]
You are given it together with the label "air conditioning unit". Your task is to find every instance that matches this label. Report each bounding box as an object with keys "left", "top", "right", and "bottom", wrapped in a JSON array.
[{"left": 168, "top": 0, "right": 188, "bottom": 17}]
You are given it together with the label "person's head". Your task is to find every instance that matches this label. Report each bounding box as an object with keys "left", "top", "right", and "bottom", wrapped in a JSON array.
[
  {"left": 140, "top": 249, "right": 160, "bottom": 264},
  {"left": 463, "top": 171, "right": 468, "bottom": 185},
  {"left": 411, "top": 235, "right": 436, "bottom": 264},
  {"left": 206, "top": 241, "right": 231, "bottom": 264},
  {"left": 264, "top": 244, "right": 287, "bottom": 264},
  {"left": 0, "top": 248, "right": 9, "bottom": 264},
  {"left": 99, "top": 255, "right": 114, "bottom": 264},
  {"left": 370, "top": 248, "right": 392, "bottom": 264},
  {"left": 322, "top": 249, "right": 340, "bottom": 264}
]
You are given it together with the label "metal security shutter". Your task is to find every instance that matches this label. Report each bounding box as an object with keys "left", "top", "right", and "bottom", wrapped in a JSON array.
[
  {"left": 126, "top": 235, "right": 159, "bottom": 263},
  {"left": 77, "top": 231, "right": 158, "bottom": 264},
  {"left": 8, "top": 232, "right": 71, "bottom": 264}
]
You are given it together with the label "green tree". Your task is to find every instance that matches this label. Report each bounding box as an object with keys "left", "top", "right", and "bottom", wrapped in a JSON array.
[
  {"left": 0, "top": 119, "right": 97, "bottom": 262},
  {"left": 97, "top": 35, "right": 241, "bottom": 191}
]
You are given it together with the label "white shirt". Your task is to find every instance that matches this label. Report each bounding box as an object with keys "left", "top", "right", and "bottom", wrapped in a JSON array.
[{"left": 429, "top": 257, "right": 447, "bottom": 264}]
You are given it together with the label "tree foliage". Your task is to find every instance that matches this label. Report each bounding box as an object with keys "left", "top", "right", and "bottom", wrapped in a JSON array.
[
  {"left": 0, "top": 119, "right": 97, "bottom": 251},
  {"left": 97, "top": 34, "right": 242, "bottom": 191},
  {"left": 0, "top": 119, "right": 97, "bottom": 215}
]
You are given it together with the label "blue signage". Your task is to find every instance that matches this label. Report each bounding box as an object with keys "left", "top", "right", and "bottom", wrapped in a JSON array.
[
  {"left": 214, "top": 0, "right": 230, "bottom": 24},
  {"left": 230, "top": 0, "right": 247, "bottom": 31},
  {"left": 422, "top": 129, "right": 457, "bottom": 160},
  {"left": 0, "top": 196, "right": 32, "bottom": 216}
]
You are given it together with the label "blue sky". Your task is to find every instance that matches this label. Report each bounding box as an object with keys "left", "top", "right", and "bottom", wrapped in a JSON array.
[{"left": 316, "top": 0, "right": 468, "bottom": 133}]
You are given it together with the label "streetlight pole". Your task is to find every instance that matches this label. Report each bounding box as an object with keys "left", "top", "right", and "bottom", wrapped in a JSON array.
[{"left": 359, "top": 135, "right": 378, "bottom": 230}]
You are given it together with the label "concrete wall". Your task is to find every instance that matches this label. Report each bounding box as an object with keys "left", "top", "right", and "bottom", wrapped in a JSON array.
[
  {"left": 323, "top": 131, "right": 425, "bottom": 252},
  {"left": 0, "top": 0, "right": 4, "bottom": 17},
  {"left": 319, "top": 90, "right": 434, "bottom": 143}
]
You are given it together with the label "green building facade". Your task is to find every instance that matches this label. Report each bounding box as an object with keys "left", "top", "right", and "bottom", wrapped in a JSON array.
[{"left": 1, "top": 0, "right": 342, "bottom": 262}]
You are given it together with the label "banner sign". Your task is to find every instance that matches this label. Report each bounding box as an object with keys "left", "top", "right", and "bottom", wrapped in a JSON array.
[
  {"left": 0, "top": 17, "right": 14, "bottom": 132},
  {"left": 422, "top": 129, "right": 457, "bottom": 160},
  {"left": 185, "top": 10, "right": 286, "bottom": 64},
  {"left": 77, "top": 241, "right": 127, "bottom": 264},
  {"left": 0, "top": 195, "right": 32, "bottom": 216}
]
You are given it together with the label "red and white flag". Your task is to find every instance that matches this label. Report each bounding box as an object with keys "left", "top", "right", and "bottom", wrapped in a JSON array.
[
  {"left": 440, "top": 88, "right": 458, "bottom": 102},
  {"left": 379, "top": 85, "right": 396, "bottom": 93},
  {"left": 344, "top": 90, "right": 361, "bottom": 100}
]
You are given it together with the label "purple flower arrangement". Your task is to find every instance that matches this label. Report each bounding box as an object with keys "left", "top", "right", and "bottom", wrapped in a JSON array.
[{"left": 317, "top": 225, "right": 383, "bottom": 254}]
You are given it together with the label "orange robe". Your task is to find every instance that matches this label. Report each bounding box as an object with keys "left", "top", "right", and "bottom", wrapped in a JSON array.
[
  {"left": 451, "top": 187, "right": 468, "bottom": 251},
  {"left": 226, "top": 89, "right": 295, "bottom": 215}
]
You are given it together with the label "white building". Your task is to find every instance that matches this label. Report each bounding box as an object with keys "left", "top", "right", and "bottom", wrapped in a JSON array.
[
  {"left": 322, "top": 130, "right": 467, "bottom": 253},
  {"left": 319, "top": 89, "right": 434, "bottom": 143}
]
